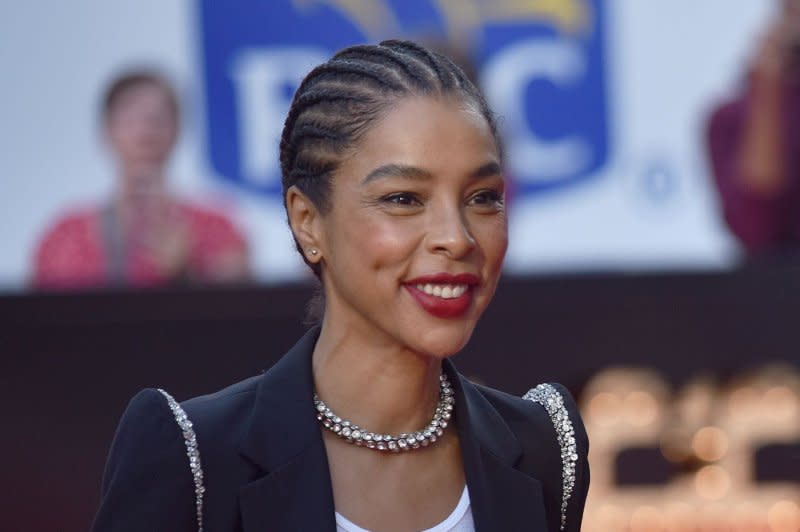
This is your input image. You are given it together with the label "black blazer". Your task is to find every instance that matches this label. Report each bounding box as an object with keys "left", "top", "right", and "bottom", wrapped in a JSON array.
[{"left": 92, "top": 327, "right": 589, "bottom": 531}]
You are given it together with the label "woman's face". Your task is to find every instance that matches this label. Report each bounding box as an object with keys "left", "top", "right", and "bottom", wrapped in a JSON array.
[
  {"left": 105, "top": 82, "right": 177, "bottom": 178},
  {"left": 316, "top": 96, "right": 507, "bottom": 357}
]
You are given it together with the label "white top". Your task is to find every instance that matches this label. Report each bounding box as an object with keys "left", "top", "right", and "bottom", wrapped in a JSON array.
[{"left": 335, "top": 486, "right": 474, "bottom": 532}]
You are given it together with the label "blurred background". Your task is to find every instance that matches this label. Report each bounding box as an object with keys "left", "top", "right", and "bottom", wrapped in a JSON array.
[{"left": 2, "top": 0, "right": 799, "bottom": 530}]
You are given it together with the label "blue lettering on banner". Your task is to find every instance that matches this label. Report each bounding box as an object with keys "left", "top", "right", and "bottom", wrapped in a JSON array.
[{"left": 198, "top": 0, "right": 608, "bottom": 197}]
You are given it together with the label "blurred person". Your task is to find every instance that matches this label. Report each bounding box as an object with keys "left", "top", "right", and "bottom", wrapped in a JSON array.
[
  {"left": 32, "top": 70, "right": 249, "bottom": 289},
  {"left": 707, "top": 0, "right": 800, "bottom": 255},
  {"left": 91, "top": 41, "right": 589, "bottom": 531}
]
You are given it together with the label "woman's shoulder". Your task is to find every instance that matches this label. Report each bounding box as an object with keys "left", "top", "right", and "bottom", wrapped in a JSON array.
[
  {"left": 180, "top": 373, "right": 262, "bottom": 421},
  {"left": 159, "top": 374, "right": 264, "bottom": 454},
  {"left": 477, "top": 380, "right": 587, "bottom": 460},
  {"left": 92, "top": 375, "right": 266, "bottom": 530},
  {"left": 33, "top": 205, "right": 105, "bottom": 288},
  {"left": 110, "top": 373, "right": 263, "bottom": 454},
  {"left": 108, "top": 372, "right": 264, "bottom": 472},
  {"left": 93, "top": 388, "right": 204, "bottom": 530},
  {"left": 471, "top": 381, "right": 585, "bottom": 438},
  {"left": 469, "top": 380, "right": 590, "bottom": 531}
]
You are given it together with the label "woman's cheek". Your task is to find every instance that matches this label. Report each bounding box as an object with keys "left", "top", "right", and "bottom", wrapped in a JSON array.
[
  {"left": 360, "top": 219, "right": 419, "bottom": 269},
  {"left": 476, "top": 217, "right": 508, "bottom": 262}
]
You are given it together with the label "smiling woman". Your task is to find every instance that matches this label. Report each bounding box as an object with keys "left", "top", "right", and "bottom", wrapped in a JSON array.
[
  {"left": 91, "top": 41, "right": 589, "bottom": 532},
  {"left": 288, "top": 95, "right": 507, "bottom": 357}
]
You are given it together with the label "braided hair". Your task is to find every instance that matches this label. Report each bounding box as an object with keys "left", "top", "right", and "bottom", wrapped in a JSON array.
[{"left": 280, "top": 39, "right": 499, "bottom": 275}]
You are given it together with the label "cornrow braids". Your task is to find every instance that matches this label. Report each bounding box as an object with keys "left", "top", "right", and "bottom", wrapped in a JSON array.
[
  {"left": 280, "top": 39, "right": 499, "bottom": 276},
  {"left": 333, "top": 45, "right": 431, "bottom": 91},
  {"left": 379, "top": 39, "right": 455, "bottom": 89}
]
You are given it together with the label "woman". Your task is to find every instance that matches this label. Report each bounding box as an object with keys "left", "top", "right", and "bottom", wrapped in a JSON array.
[
  {"left": 92, "top": 40, "right": 589, "bottom": 531},
  {"left": 33, "top": 71, "right": 249, "bottom": 288}
]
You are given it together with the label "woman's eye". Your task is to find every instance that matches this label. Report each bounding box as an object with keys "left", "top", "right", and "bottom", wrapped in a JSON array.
[
  {"left": 469, "top": 190, "right": 504, "bottom": 207},
  {"left": 382, "top": 192, "right": 421, "bottom": 206}
]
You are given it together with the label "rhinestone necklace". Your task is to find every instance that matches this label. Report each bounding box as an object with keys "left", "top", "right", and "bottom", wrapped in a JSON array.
[{"left": 313, "top": 373, "right": 454, "bottom": 452}]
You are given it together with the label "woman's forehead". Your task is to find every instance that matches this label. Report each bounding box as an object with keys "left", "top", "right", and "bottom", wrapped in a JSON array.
[
  {"left": 109, "top": 82, "right": 176, "bottom": 116},
  {"left": 349, "top": 96, "right": 498, "bottom": 168}
]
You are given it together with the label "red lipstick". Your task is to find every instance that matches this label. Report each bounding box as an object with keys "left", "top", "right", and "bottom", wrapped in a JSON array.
[{"left": 404, "top": 273, "right": 480, "bottom": 319}]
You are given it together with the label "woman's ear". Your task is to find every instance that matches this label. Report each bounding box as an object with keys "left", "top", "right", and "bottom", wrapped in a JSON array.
[{"left": 285, "top": 185, "right": 324, "bottom": 264}]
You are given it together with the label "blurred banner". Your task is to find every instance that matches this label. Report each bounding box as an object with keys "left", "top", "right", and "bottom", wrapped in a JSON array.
[
  {"left": 200, "top": 0, "right": 608, "bottom": 196},
  {"left": 0, "top": 1, "right": 774, "bottom": 288}
]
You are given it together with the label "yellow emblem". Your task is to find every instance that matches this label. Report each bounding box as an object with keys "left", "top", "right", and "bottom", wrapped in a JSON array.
[{"left": 293, "top": 0, "right": 591, "bottom": 43}]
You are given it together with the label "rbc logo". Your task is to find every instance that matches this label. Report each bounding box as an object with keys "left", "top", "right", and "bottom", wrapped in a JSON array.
[{"left": 199, "top": 0, "right": 608, "bottom": 197}]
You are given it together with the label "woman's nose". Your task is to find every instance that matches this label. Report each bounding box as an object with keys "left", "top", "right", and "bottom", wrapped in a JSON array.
[{"left": 426, "top": 205, "right": 476, "bottom": 258}]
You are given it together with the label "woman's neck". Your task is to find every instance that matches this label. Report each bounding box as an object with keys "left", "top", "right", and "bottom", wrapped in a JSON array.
[
  {"left": 312, "top": 317, "right": 444, "bottom": 436},
  {"left": 116, "top": 161, "right": 167, "bottom": 198},
  {"left": 113, "top": 165, "right": 169, "bottom": 214}
]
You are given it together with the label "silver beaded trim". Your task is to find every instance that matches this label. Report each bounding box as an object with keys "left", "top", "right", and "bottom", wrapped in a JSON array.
[
  {"left": 157, "top": 389, "right": 205, "bottom": 532},
  {"left": 313, "top": 373, "right": 454, "bottom": 452},
  {"left": 522, "top": 383, "right": 578, "bottom": 531}
]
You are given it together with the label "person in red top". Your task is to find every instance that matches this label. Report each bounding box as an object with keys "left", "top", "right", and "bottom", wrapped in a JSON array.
[
  {"left": 707, "top": 0, "right": 800, "bottom": 255},
  {"left": 33, "top": 70, "right": 249, "bottom": 289}
]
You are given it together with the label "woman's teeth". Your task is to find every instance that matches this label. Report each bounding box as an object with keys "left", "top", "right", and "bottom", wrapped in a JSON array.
[{"left": 415, "top": 283, "right": 468, "bottom": 299}]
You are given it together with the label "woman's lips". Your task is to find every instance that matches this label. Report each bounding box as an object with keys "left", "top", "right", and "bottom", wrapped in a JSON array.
[{"left": 404, "top": 273, "right": 480, "bottom": 319}]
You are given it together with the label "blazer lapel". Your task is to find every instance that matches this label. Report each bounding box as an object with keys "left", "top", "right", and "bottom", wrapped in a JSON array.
[
  {"left": 238, "top": 326, "right": 337, "bottom": 532},
  {"left": 446, "top": 361, "right": 550, "bottom": 531},
  {"left": 234, "top": 329, "right": 547, "bottom": 531},
  {"left": 238, "top": 444, "right": 335, "bottom": 531}
]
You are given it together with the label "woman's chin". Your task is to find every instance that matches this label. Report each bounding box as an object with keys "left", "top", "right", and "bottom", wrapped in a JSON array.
[{"left": 407, "top": 324, "right": 476, "bottom": 360}]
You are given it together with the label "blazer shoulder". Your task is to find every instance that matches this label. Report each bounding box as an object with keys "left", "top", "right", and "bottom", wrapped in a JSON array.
[
  {"left": 92, "top": 388, "right": 199, "bottom": 531},
  {"left": 102, "top": 388, "right": 195, "bottom": 481},
  {"left": 175, "top": 373, "right": 263, "bottom": 459},
  {"left": 525, "top": 383, "right": 588, "bottom": 446},
  {"left": 181, "top": 373, "right": 261, "bottom": 423},
  {"left": 476, "top": 382, "right": 587, "bottom": 442},
  {"left": 474, "top": 381, "right": 590, "bottom": 532}
]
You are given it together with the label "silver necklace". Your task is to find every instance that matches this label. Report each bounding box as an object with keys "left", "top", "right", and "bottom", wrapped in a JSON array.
[{"left": 313, "top": 373, "right": 454, "bottom": 452}]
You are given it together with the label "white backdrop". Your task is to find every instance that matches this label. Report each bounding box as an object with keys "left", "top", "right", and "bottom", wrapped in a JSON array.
[{"left": 0, "top": 1, "right": 774, "bottom": 290}]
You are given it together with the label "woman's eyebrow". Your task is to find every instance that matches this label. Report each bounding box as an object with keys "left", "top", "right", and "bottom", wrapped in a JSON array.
[
  {"left": 362, "top": 161, "right": 502, "bottom": 184},
  {"left": 362, "top": 164, "right": 433, "bottom": 183},
  {"left": 472, "top": 161, "right": 502, "bottom": 179}
]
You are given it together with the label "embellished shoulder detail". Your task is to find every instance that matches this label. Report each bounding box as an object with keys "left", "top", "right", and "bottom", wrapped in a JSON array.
[
  {"left": 157, "top": 389, "right": 205, "bottom": 532},
  {"left": 522, "top": 383, "right": 578, "bottom": 531}
]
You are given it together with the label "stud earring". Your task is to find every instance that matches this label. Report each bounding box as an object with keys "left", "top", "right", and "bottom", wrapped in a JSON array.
[{"left": 309, "top": 248, "right": 319, "bottom": 256}]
